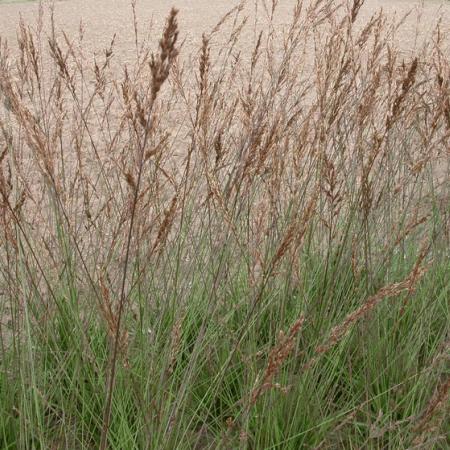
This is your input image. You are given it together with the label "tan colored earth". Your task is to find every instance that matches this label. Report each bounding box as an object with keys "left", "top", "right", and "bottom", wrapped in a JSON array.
[{"left": 1, "top": 1, "right": 450, "bottom": 63}]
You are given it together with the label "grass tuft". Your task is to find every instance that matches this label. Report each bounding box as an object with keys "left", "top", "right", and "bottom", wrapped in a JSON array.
[{"left": 0, "top": 1, "right": 449, "bottom": 448}]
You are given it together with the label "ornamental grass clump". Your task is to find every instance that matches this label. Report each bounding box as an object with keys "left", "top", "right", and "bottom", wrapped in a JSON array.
[{"left": 0, "top": 1, "right": 448, "bottom": 448}]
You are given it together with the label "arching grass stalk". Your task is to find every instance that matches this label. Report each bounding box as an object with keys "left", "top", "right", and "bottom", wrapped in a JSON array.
[{"left": 99, "top": 9, "right": 179, "bottom": 450}]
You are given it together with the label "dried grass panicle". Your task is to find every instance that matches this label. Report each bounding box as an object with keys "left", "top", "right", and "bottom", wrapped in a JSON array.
[
  {"left": 388, "top": 57, "right": 418, "bottom": 128},
  {"left": 350, "top": 0, "right": 364, "bottom": 24},
  {"left": 412, "top": 376, "right": 450, "bottom": 445},
  {"left": 150, "top": 8, "right": 179, "bottom": 101},
  {"left": 48, "top": 37, "right": 75, "bottom": 94},
  {"left": 435, "top": 55, "right": 450, "bottom": 130},
  {"left": 125, "top": 171, "right": 137, "bottom": 191},
  {"left": 0, "top": 76, "right": 55, "bottom": 180},
  {"left": 382, "top": 214, "right": 430, "bottom": 263},
  {"left": 250, "top": 315, "right": 305, "bottom": 405},
  {"left": 99, "top": 274, "right": 128, "bottom": 355},
  {"left": 305, "top": 241, "right": 431, "bottom": 371},
  {"left": 199, "top": 33, "right": 210, "bottom": 96},
  {"left": 320, "top": 152, "right": 343, "bottom": 229},
  {"left": 152, "top": 193, "right": 178, "bottom": 254},
  {"left": 17, "top": 20, "right": 41, "bottom": 83},
  {"left": 270, "top": 193, "right": 317, "bottom": 272}
]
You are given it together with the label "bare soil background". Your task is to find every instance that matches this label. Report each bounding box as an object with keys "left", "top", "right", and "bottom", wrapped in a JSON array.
[{"left": 1, "top": 1, "right": 450, "bottom": 63}]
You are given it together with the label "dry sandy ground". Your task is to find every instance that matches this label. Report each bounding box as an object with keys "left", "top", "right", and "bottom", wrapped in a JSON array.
[{"left": 1, "top": 0, "right": 450, "bottom": 64}]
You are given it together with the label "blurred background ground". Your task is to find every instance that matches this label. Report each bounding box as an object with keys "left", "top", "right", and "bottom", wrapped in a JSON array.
[{"left": 0, "top": 0, "right": 449, "bottom": 65}]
